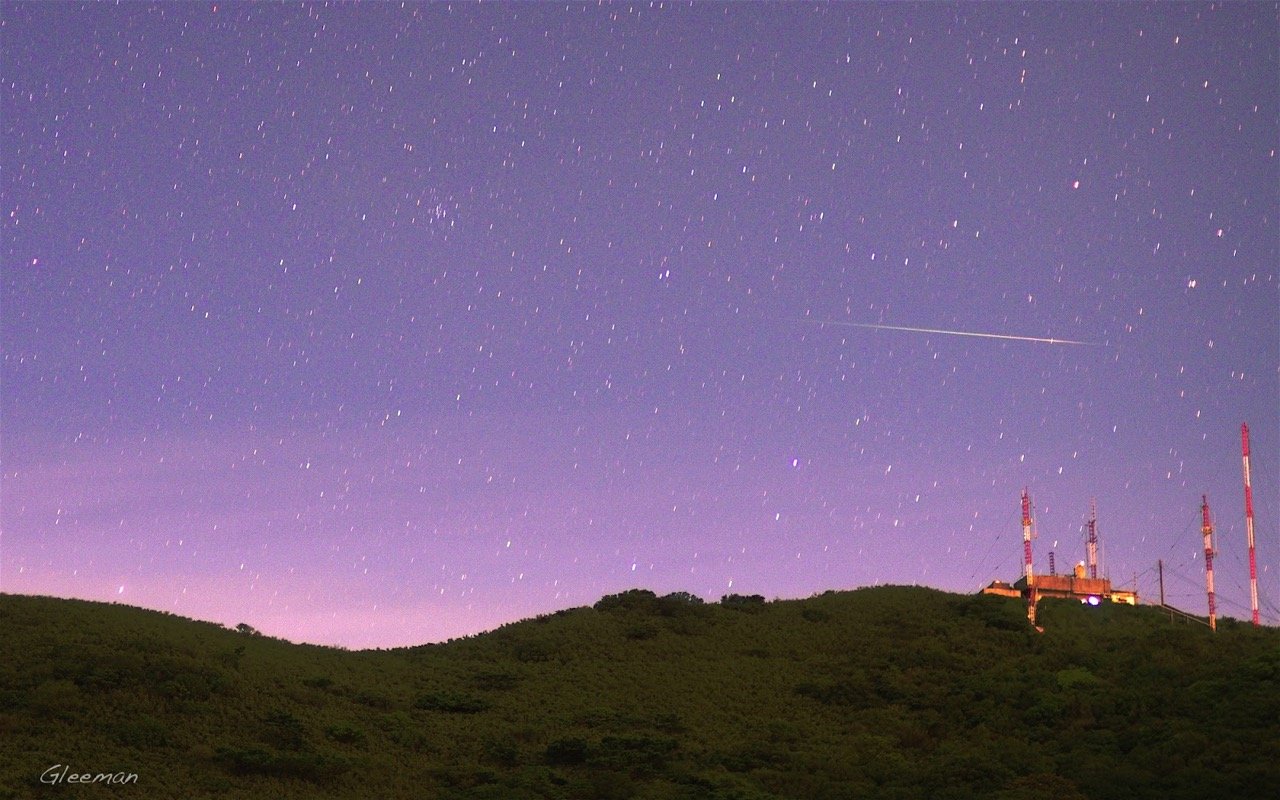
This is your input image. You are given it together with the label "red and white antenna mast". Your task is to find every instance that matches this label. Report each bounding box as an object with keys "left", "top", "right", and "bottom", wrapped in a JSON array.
[
  {"left": 1022, "top": 489, "right": 1036, "bottom": 623},
  {"left": 1242, "top": 423, "right": 1260, "bottom": 627},
  {"left": 1022, "top": 489, "right": 1035, "bottom": 586},
  {"left": 1201, "top": 495, "right": 1217, "bottom": 633},
  {"left": 1087, "top": 499, "right": 1099, "bottom": 580}
]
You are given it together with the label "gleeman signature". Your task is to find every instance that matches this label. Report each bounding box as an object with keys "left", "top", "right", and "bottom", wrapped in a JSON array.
[{"left": 40, "top": 765, "right": 139, "bottom": 786}]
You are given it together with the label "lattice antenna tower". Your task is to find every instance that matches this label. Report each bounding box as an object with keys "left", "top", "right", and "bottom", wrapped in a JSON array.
[
  {"left": 1022, "top": 488, "right": 1036, "bottom": 624},
  {"left": 1201, "top": 495, "right": 1217, "bottom": 633},
  {"left": 1242, "top": 423, "right": 1260, "bottom": 626},
  {"left": 1087, "top": 499, "right": 1099, "bottom": 579}
]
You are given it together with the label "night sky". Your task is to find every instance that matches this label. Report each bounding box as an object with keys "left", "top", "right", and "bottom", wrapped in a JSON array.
[{"left": 3, "top": 2, "right": 1277, "bottom": 648}]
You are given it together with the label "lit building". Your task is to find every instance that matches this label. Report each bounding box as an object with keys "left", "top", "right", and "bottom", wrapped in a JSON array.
[{"left": 982, "top": 562, "right": 1138, "bottom": 606}]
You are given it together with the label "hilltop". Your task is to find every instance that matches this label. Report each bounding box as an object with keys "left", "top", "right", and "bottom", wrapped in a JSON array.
[{"left": 1, "top": 587, "right": 1277, "bottom": 799}]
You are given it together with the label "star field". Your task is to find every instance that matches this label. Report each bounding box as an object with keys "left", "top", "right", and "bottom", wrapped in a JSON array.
[{"left": 2, "top": 2, "right": 1277, "bottom": 647}]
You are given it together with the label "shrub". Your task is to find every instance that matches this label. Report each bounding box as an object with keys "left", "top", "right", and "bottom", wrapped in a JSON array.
[
  {"left": 213, "top": 746, "right": 348, "bottom": 781},
  {"left": 0, "top": 689, "right": 23, "bottom": 712},
  {"left": 214, "top": 745, "right": 275, "bottom": 776},
  {"left": 800, "top": 607, "right": 830, "bottom": 623},
  {"left": 657, "top": 592, "right": 706, "bottom": 617},
  {"left": 545, "top": 736, "right": 589, "bottom": 765},
  {"left": 661, "top": 591, "right": 703, "bottom": 605},
  {"left": 325, "top": 724, "right": 367, "bottom": 746},
  {"left": 794, "top": 677, "right": 872, "bottom": 706},
  {"left": 26, "top": 679, "right": 80, "bottom": 719},
  {"left": 261, "top": 710, "right": 308, "bottom": 751},
  {"left": 1056, "top": 667, "right": 1102, "bottom": 690},
  {"left": 514, "top": 640, "right": 555, "bottom": 663},
  {"left": 353, "top": 688, "right": 392, "bottom": 709},
  {"left": 113, "top": 716, "right": 170, "bottom": 748},
  {"left": 721, "top": 594, "right": 767, "bottom": 610},
  {"left": 591, "top": 735, "right": 678, "bottom": 773},
  {"left": 415, "top": 690, "right": 489, "bottom": 713},
  {"left": 594, "top": 589, "right": 659, "bottom": 614},
  {"left": 216, "top": 645, "right": 246, "bottom": 669},
  {"left": 158, "top": 669, "right": 221, "bottom": 703},
  {"left": 624, "top": 622, "right": 659, "bottom": 641},
  {"left": 471, "top": 669, "right": 520, "bottom": 691},
  {"left": 482, "top": 737, "right": 519, "bottom": 766}
]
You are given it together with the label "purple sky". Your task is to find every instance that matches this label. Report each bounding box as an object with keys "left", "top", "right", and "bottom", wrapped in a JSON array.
[{"left": 3, "top": 2, "right": 1277, "bottom": 648}]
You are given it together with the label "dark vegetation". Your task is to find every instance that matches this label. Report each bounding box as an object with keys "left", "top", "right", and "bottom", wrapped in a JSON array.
[{"left": 1, "top": 587, "right": 1277, "bottom": 799}]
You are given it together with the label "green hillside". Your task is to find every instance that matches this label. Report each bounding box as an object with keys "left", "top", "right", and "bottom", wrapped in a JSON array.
[{"left": 1, "top": 587, "right": 1276, "bottom": 799}]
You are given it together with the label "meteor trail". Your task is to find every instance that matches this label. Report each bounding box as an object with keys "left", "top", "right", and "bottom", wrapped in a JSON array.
[{"left": 801, "top": 319, "right": 1100, "bottom": 346}]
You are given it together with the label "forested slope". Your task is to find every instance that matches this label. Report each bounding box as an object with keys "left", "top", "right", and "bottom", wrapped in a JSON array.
[{"left": 2, "top": 587, "right": 1276, "bottom": 799}]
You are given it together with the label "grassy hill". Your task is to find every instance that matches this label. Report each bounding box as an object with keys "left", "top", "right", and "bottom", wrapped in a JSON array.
[{"left": 1, "top": 587, "right": 1277, "bottom": 799}]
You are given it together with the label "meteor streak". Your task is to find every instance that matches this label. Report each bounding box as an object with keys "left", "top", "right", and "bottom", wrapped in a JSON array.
[{"left": 802, "top": 319, "right": 1100, "bottom": 346}]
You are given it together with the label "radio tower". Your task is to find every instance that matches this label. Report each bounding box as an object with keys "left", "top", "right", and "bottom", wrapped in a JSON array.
[
  {"left": 1242, "top": 423, "right": 1260, "bottom": 627},
  {"left": 1022, "top": 489, "right": 1036, "bottom": 623},
  {"left": 1086, "top": 499, "right": 1099, "bottom": 580},
  {"left": 1201, "top": 495, "right": 1216, "bottom": 633}
]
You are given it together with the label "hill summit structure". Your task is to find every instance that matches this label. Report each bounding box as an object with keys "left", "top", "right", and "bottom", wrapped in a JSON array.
[
  {"left": 982, "top": 490, "right": 1137, "bottom": 624},
  {"left": 983, "top": 562, "right": 1138, "bottom": 607},
  {"left": 986, "top": 423, "right": 1264, "bottom": 631}
]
